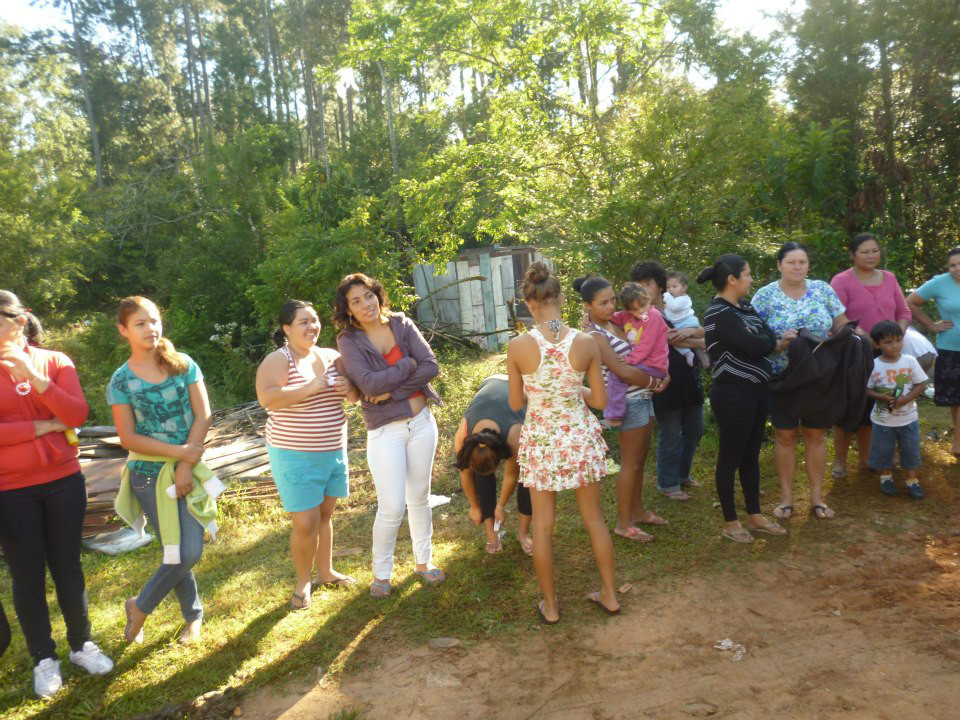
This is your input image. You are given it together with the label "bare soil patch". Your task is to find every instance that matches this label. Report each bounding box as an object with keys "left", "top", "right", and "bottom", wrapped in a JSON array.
[{"left": 240, "top": 523, "right": 960, "bottom": 720}]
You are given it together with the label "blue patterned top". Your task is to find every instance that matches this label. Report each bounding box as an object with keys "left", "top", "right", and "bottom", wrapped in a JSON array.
[
  {"left": 107, "top": 354, "right": 203, "bottom": 476},
  {"left": 752, "top": 280, "right": 845, "bottom": 374}
]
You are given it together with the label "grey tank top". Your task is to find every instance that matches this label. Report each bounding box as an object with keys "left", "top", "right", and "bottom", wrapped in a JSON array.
[{"left": 463, "top": 374, "right": 525, "bottom": 433}]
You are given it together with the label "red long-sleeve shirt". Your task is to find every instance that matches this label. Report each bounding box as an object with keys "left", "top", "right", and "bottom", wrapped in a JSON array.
[{"left": 0, "top": 344, "right": 89, "bottom": 491}]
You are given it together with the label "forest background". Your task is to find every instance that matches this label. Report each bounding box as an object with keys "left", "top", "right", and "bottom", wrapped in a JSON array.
[{"left": 1, "top": 0, "right": 958, "bottom": 419}]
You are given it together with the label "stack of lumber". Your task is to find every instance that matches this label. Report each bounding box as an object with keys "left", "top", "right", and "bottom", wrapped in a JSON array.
[{"left": 80, "top": 401, "right": 277, "bottom": 538}]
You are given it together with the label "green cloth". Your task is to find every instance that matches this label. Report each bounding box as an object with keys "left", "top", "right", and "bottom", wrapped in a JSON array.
[{"left": 114, "top": 452, "right": 225, "bottom": 564}]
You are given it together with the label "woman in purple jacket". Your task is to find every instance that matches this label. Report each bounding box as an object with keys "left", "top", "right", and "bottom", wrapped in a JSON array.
[{"left": 335, "top": 273, "right": 444, "bottom": 598}]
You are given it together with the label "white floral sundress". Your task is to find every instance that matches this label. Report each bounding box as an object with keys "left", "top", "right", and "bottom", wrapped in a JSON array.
[{"left": 518, "top": 328, "right": 608, "bottom": 492}]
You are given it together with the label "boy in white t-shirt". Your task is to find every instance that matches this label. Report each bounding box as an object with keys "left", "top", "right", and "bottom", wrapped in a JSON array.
[{"left": 866, "top": 321, "right": 929, "bottom": 499}]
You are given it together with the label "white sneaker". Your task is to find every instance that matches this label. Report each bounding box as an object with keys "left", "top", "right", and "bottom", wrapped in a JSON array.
[
  {"left": 33, "top": 658, "right": 63, "bottom": 698},
  {"left": 68, "top": 641, "right": 114, "bottom": 675}
]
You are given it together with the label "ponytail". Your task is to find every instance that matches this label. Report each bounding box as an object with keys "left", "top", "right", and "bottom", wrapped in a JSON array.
[
  {"left": 0, "top": 290, "right": 44, "bottom": 346},
  {"left": 456, "top": 429, "right": 512, "bottom": 475},
  {"left": 117, "top": 296, "right": 188, "bottom": 376},
  {"left": 274, "top": 299, "right": 315, "bottom": 347},
  {"left": 696, "top": 254, "right": 748, "bottom": 291}
]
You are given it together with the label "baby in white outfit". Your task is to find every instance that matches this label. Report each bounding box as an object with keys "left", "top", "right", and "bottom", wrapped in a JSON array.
[{"left": 663, "top": 271, "right": 709, "bottom": 368}]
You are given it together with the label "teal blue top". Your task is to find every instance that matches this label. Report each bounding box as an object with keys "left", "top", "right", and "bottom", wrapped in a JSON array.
[
  {"left": 106, "top": 354, "right": 203, "bottom": 476},
  {"left": 915, "top": 273, "right": 960, "bottom": 351}
]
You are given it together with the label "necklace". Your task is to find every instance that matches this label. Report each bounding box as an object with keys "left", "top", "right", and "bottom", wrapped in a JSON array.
[
  {"left": 537, "top": 318, "right": 563, "bottom": 341},
  {"left": 15, "top": 380, "right": 31, "bottom": 396}
]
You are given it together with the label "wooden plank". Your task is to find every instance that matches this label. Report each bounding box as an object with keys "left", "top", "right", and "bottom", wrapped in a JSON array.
[
  {"left": 78, "top": 426, "right": 120, "bottom": 438},
  {"left": 491, "top": 256, "right": 505, "bottom": 306},
  {"left": 413, "top": 264, "right": 436, "bottom": 324},
  {"left": 442, "top": 262, "right": 459, "bottom": 300},
  {"left": 495, "top": 304, "right": 509, "bottom": 346},
  {"left": 456, "top": 260, "right": 472, "bottom": 332},
  {"left": 478, "top": 253, "right": 498, "bottom": 350},
  {"left": 501, "top": 257, "right": 515, "bottom": 303}
]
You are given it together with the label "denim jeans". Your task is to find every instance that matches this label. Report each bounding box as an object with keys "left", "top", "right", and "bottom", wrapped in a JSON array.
[
  {"left": 0, "top": 472, "right": 91, "bottom": 664},
  {"left": 655, "top": 404, "right": 705, "bottom": 493},
  {"left": 868, "top": 421, "right": 921, "bottom": 470},
  {"left": 366, "top": 408, "right": 439, "bottom": 579},
  {"left": 130, "top": 471, "right": 204, "bottom": 622}
]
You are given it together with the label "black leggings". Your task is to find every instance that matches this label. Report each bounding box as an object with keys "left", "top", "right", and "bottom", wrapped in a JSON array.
[
  {"left": 0, "top": 472, "right": 91, "bottom": 664},
  {"left": 474, "top": 473, "right": 532, "bottom": 521},
  {"left": 0, "top": 600, "right": 10, "bottom": 657},
  {"left": 710, "top": 383, "right": 767, "bottom": 522}
]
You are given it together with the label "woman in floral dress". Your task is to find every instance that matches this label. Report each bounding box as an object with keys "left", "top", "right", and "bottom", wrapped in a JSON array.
[{"left": 507, "top": 262, "right": 618, "bottom": 624}]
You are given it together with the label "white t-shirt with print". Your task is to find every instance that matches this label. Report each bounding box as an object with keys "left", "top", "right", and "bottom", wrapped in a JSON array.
[{"left": 867, "top": 354, "right": 928, "bottom": 427}]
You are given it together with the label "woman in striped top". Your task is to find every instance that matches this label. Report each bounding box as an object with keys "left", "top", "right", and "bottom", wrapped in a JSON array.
[
  {"left": 256, "top": 300, "right": 360, "bottom": 610},
  {"left": 575, "top": 274, "right": 667, "bottom": 543},
  {"left": 698, "top": 255, "right": 787, "bottom": 543}
]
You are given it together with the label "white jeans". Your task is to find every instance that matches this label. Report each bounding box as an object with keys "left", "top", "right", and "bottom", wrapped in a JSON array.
[{"left": 366, "top": 407, "right": 438, "bottom": 579}]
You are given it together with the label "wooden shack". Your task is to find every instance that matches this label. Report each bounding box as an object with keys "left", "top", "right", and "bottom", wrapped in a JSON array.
[{"left": 412, "top": 246, "right": 550, "bottom": 350}]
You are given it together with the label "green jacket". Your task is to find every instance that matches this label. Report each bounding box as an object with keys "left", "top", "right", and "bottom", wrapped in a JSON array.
[{"left": 114, "top": 453, "right": 226, "bottom": 564}]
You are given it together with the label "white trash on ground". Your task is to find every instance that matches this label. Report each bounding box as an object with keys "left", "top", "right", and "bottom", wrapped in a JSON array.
[{"left": 713, "top": 638, "right": 746, "bottom": 661}]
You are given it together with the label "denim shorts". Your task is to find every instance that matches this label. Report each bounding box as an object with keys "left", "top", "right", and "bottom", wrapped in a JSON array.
[
  {"left": 266, "top": 445, "right": 349, "bottom": 512},
  {"left": 616, "top": 393, "right": 654, "bottom": 432},
  {"left": 868, "top": 421, "right": 921, "bottom": 470}
]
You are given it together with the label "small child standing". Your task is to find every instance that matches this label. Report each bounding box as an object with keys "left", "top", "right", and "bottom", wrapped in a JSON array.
[
  {"left": 865, "top": 321, "right": 928, "bottom": 499},
  {"left": 663, "top": 271, "right": 709, "bottom": 368},
  {"left": 606, "top": 283, "right": 669, "bottom": 426}
]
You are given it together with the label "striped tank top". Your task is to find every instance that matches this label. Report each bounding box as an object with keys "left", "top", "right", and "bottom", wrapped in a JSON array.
[
  {"left": 589, "top": 323, "right": 647, "bottom": 400},
  {"left": 265, "top": 346, "right": 347, "bottom": 452}
]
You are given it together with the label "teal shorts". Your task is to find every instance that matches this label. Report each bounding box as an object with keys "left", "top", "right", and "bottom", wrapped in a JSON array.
[{"left": 266, "top": 445, "right": 349, "bottom": 512}]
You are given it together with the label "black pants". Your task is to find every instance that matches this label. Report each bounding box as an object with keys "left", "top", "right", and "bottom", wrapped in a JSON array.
[
  {"left": 710, "top": 383, "right": 767, "bottom": 522},
  {"left": 474, "top": 473, "right": 532, "bottom": 520},
  {"left": 0, "top": 472, "right": 91, "bottom": 664},
  {"left": 0, "top": 600, "right": 10, "bottom": 657}
]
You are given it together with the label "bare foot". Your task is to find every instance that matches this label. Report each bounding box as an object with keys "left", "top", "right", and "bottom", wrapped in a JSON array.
[
  {"left": 586, "top": 591, "right": 620, "bottom": 615},
  {"left": 517, "top": 534, "right": 533, "bottom": 556},
  {"left": 124, "top": 597, "right": 146, "bottom": 644},
  {"left": 634, "top": 511, "right": 668, "bottom": 526},
  {"left": 178, "top": 619, "right": 202, "bottom": 646}
]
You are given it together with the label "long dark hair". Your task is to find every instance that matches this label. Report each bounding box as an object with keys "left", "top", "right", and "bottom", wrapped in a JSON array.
[
  {"left": 572, "top": 274, "right": 611, "bottom": 303},
  {"left": 696, "top": 254, "right": 748, "bottom": 291},
  {"left": 0, "top": 290, "right": 43, "bottom": 346},
  {"left": 273, "top": 299, "right": 315, "bottom": 347},
  {"left": 333, "top": 273, "right": 389, "bottom": 329},
  {"left": 456, "top": 429, "right": 512, "bottom": 475}
]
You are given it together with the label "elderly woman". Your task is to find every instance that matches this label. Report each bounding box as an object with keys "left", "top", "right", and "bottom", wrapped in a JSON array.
[
  {"left": 0, "top": 291, "right": 113, "bottom": 697},
  {"left": 335, "top": 274, "right": 444, "bottom": 598},
  {"left": 256, "top": 299, "right": 360, "bottom": 611},
  {"left": 830, "top": 233, "right": 912, "bottom": 476},
  {"left": 753, "top": 242, "right": 848, "bottom": 519},
  {"left": 907, "top": 247, "right": 960, "bottom": 454}
]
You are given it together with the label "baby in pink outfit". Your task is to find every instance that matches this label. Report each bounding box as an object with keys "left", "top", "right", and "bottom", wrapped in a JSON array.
[{"left": 606, "top": 282, "right": 669, "bottom": 425}]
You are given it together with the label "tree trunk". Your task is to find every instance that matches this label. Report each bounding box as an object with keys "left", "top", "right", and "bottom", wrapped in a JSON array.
[
  {"left": 378, "top": 62, "right": 399, "bottom": 173},
  {"left": 337, "top": 95, "right": 347, "bottom": 148},
  {"left": 346, "top": 85, "right": 355, "bottom": 144},
  {"left": 265, "top": 0, "right": 287, "bottom": 124},
  {"left": 316, "top": 81, "right": 331, "bottom": 180},
  {"left": 261, "top": 0, "right": 273, "bottom": 121},
  {"left": 876, "top": 2, "right": 903, "bottom": 235},
  {"left": 67, "top": 0, "right": 103, "bottom": 187},
  {"left": 181, "top": 0, "right": 201, "bottom": 150},
  {"left": 192, "top": 2, "right": 212, "bottom": 124}
]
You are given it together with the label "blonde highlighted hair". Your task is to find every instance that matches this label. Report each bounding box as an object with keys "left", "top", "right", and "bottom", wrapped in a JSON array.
[{"left": 117, "top": 296, "right": 188, "bottom": 376}]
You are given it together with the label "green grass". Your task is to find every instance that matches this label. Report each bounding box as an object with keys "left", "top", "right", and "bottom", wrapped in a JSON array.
[{"left": 1, "top": 349, "right": 957, "bottom": 719}]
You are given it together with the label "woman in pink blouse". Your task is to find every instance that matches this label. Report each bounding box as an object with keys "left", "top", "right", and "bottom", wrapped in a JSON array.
[{"left": 830, "top": 233, "right": 911, "bottom": 477}]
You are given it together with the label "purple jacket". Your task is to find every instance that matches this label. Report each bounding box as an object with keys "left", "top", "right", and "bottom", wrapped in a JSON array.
[{"left": 336, "top": 313, "right": 441, "bottom": 430}]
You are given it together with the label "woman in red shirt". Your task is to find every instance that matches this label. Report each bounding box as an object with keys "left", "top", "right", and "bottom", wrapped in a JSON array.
[{"left": 0, "top": 291, "right": 113, "bottom": 698}]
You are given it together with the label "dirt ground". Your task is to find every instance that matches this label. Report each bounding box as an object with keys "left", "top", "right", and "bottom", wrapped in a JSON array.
[{"left": 239, "top": 520, "right": 960, "bottom": 720}]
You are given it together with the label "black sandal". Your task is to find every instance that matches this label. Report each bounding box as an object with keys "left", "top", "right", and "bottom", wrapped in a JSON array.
[
  {"left": 810, "top": 504, "right": 835, "bottom": 519},
  {"left": 772, "top": 504, "right": 793, "bottom": 520},
  {"left": 289, "top": 591, "right": 310, "bottom": 611}
]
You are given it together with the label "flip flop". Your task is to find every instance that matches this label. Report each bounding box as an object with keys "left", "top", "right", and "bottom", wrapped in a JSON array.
[
  {"left": 414, "top": 567, "right": 446, "bottom": 585},
  {"left": 318, "top": 575, "right": 357, "bottom": 589},
  {"left": 369, "top": 579, "right": 392, "bottom": 598},
  {"left": 586, "top": 591, "right": 621, "bottom": 616},
  {"left": 517, "top": 535, "right": 534, "bottom": 556},
  {"left": 290, "top": 591, "right": 310, "bottom": 611},
  {"left": 124, "top": 598, "right": 144, "bottom": 644},
  {"left": 810, "top": 504, "right": 836, "bottom": 519},
  {"left": 772, "top": 504, "right": 794, "bottom": 520},
  {"left": 635, "top": 512, "right": 668, "bottom": 526},
  {"left": 748, "top": 522, "right": 787, "bottom": 536},
  {"left": 831, "top": 463, "right": 847, "bottom": 479},
  {"left": 722, "top": 527, "right": 755, "bottom": 544},
  {"left": 485, "top": 539, "right": 503, "bottom": 554},
  {"left": 614, "top": 526, "right": 655, "bottom": 543},
  {"left": 659, "top": 489, "right": 691, "bottom": 501},
  {"left": 538, "top": 600, "right": 559, "bottom": 625}
]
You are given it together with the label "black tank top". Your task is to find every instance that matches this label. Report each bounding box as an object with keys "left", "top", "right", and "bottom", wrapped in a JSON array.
[{"left": 463, "top": 375, "right": 525, "bottom": 434}]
